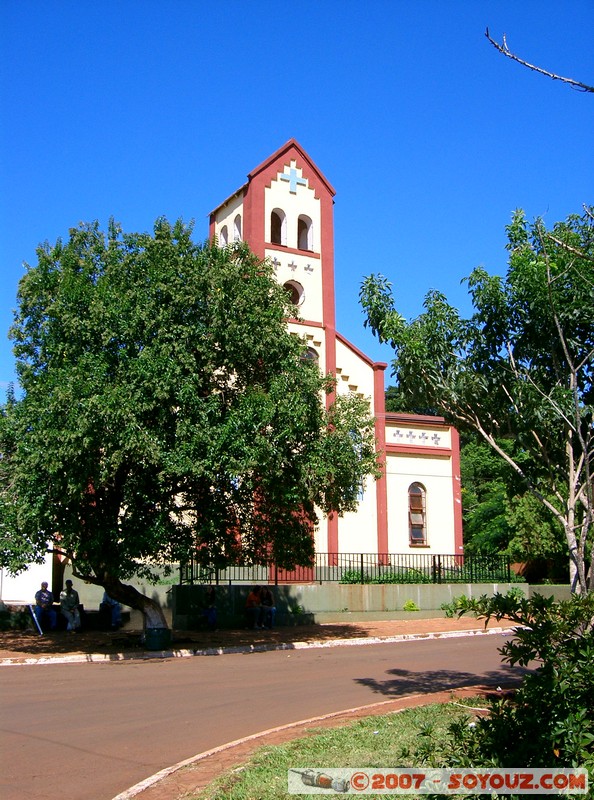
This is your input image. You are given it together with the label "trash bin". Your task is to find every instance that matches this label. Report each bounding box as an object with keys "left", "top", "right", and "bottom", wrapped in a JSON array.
[{"left": 144, "top": 627, "right": 172, "bottom": 651}]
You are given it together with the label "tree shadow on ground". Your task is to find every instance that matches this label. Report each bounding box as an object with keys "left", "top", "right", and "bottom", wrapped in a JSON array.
[
  {"left": 0, "top": 622, "right": 376, "bottom": 657},
  {"left": 354, "top": 664, "right": 529, "bottom": 697}
]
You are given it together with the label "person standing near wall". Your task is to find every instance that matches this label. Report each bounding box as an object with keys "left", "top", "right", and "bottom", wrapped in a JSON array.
[
  {"left": 245, "top": 586, "right": 263, "bottom": 629},
  {"left": 261, "top": 587, "right": 276, "bottom": 629},
  {"left": 203, "top": 586, "right": 217, "bottom": 631}
]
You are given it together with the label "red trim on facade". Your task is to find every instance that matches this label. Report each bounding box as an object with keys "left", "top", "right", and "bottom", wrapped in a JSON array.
[
  {"left": 243, "top": 179, "right": 266, "bottom": 260},
  {"left": 386, "top": 412, "right": 448, "bottom": 426},
  {"left": 290, "top": 318, "right": 324, "bottom": 330},
  {"left": 265, "top": 244, "right": 321, "bottom": 259},
  {"left": 248, "top": 139, "right": 336, "bottom": 197},
  {"left": 327, "top": 512, "right": 339, "bottom": 555},
  {"left": 373, "top": 363, "right": 388, "bottom": 555},
  {"left": 385, "top": 444, "right": 452, "bottom": 457},
  {"left": 450, "top": 426, "right": 464, "bottom": 553},
  {"left": 320, "top": 187, "right": 336, "bottom": 339},
  {"left": 335, "top": 331, "right": 388, "bottom": 370}
]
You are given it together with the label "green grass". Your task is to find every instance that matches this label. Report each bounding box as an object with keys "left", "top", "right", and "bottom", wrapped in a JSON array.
[{"left": 194, "top": 700, "right": 479, "bottom": 799}]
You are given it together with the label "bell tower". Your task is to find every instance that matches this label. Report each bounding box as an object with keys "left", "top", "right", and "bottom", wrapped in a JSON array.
[
  {"left": 209, "top": 139, "right": 337, "bottom": 378},
  {"left": 207, "top": 140, "right": 461, "bottom": 561}
]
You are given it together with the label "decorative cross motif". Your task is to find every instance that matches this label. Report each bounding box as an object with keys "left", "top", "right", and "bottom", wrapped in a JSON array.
[
  {"left": 431, "top": 433, "right": 441, "bottom": 445},
  {"left": 272, "top": 257, "right": 281, "bottom": 268},
  {"left": 280, "top": 167, "right": 308, "bottom": 194},
  {"left": 304, "top": 263, "right": 314, "bottom": 273},
  {"left": 419, "top": 432, "right": 429, "bottom": 442},
  {"left": 393, "top": 429, "right": 404, "bottom": 439},
  {"left": 406, "top": 431, "right": 417, "bottom": 442},
  {"left": 288, "top": 261, "right": 297, "bottom": 271}
]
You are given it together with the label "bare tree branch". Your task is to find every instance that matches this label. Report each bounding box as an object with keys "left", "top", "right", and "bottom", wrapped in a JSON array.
[
  {"left": 546, "top": 233, "right": 594, "bottom": 263},
  {"left": 485, "top": 28, "right": 594, "bottom": 94}
]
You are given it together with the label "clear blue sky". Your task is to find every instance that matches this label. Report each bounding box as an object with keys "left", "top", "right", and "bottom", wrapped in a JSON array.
[{"left": 1, "top": 1, "right": 593, "bottom": 393}]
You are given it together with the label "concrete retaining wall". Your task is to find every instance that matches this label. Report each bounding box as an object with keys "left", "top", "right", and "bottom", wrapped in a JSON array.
[
  {"left": 36, "top": 571, "right": 571, "bottom": 631},
  {"left": 172, "top": 583, "right": 572, "bottom": 629}
]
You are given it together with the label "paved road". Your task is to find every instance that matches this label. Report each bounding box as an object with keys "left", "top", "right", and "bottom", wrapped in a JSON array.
[{"left": 1, "top": 634, "right": 524, "bottom": 800}]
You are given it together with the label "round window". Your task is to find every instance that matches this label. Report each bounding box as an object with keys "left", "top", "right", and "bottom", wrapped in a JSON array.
[{"left": 283, "top": 281, "right": 304, "bottom": 306}]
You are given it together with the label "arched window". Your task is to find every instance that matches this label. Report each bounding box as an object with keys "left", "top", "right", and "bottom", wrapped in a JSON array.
[
  {"left": 297, "top": 215, "right": 313, "bottom": 251},
  {"left": 219, "top": 225, "right": 228, "bottom": 246},
  {"left": 283, "top": 280, "right": 304, "bottom": 307},
  {"left": 270, "top": 209, "right": 287, "bottom": 246},
  {"left": 233, "top": 214, "right": 242, "bottom": 241},
  {"left": 408, "top": 483, "right": 427, "bottom": 545},
  {"left": 302, "top": 346, "right": 319, "bottom": 363}
]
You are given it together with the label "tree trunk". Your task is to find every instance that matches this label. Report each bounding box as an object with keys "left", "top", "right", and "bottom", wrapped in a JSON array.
[{"left": 102, "top": 577, "right": 169, "bottom": 629}]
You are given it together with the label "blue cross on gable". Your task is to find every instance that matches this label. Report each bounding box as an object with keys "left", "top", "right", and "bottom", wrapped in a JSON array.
[{"left": 280, "top": 167, "right": 308, "bottom": 194}]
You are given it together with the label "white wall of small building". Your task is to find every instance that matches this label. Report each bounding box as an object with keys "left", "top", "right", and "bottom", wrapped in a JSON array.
[
  {"left": 336, "top": 477, "right": 378, "bottom": 553},
  {"left": 385, "top": 452, "right": 455, "bottom": 553},
  {"left": 0, "top": 553, "right": 54, "bottom": 605}
]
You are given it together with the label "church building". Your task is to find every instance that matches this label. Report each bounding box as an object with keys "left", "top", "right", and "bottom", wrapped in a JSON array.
[
  {"left": 0, "top": 140, "right": 464, "bottom": 605},
  {"left": 209, "top": 140, "right": 463, "bottom": 558}
]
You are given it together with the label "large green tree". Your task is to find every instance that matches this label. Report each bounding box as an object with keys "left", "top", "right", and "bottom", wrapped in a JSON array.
[
  {"left": 1, "top": 219, "right": 379, "bottom": 628},
  {"left": 460, "top": 435, "right": 564, "bottom": 568},
  {"left": 361, "top": 208, "right": 593, "bottom": 593}
]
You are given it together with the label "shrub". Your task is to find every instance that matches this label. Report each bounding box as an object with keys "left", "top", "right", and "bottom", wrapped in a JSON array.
[
  {"left": 339, "top": 569, "right": 371, "bottom": 584},
  {"left": 0, "top": 604, "right": 31, "bottom": 630},
  {"left": 339, "top": 568, "right": 433, "bottom": 584},
  {"left": 416, "top": 592, "right": 594, "bottom": 774}
]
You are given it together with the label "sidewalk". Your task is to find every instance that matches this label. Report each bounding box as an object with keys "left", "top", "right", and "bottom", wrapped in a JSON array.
[{"left": 0, "top": 616, "right": 508, "bottom": 665}]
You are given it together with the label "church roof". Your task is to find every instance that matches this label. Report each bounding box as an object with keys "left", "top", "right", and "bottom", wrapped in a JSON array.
[
  {"left": 209, "top": 139, "right": 335, "bottom": 217},
  {"left": 248, "top": 139, "right": 336, "bottom": 196}
]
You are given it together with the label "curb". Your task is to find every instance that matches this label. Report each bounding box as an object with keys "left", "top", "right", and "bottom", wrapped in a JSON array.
[
  {"left": 0, "top": 626, "right": 513, "bottom": 666},
  {"left": 112, "top": 684, "right": 507, "bottom": 800}
]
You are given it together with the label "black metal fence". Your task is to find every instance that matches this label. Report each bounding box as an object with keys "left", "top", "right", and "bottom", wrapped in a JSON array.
[{"left": 180, "top": 552, "right": 512, "bottom": 586}]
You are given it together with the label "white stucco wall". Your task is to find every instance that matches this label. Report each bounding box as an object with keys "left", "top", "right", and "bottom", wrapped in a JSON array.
[
  {"left": 264, "top": 162, "right": 324, "bottom": 325},
  {"left": 264, "top": 162, "right": 320, "bottom": 251},
  {"left": 385, "top": 422, "right": 451, "bottom": 450},
  {"left": 386, "top": 452, "right": 455, "bottom": 553},
  {"left": 267, "top": 248, "right": 324, "bottom": 324},
  {"left": 335, "top": 338, "right": 376, "bottom": 401},
  {"left": 212, "top": 193, "right": 244, "bottom": 244},
  {"left": 0, "top": 553, "right": 54, "bottom": 604},
  {"left": 336, "top": 477, "right": 378, "bottom": 553}
]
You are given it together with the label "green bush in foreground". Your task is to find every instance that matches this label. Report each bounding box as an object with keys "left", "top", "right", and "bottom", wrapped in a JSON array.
[{"left": 441, "top": 592, "right": 594, "bottom": 772}]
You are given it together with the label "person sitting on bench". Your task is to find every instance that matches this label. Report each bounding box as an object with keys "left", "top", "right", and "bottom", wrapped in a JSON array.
[
  {"left": 101, "top": 592, "right": 122, "bottom": 629},
  {"left": 60, "top": 579, "right": 81, "bottom": 632},
  {"left": 34, "top": 582, "right": 57, "bottom": 631}
]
